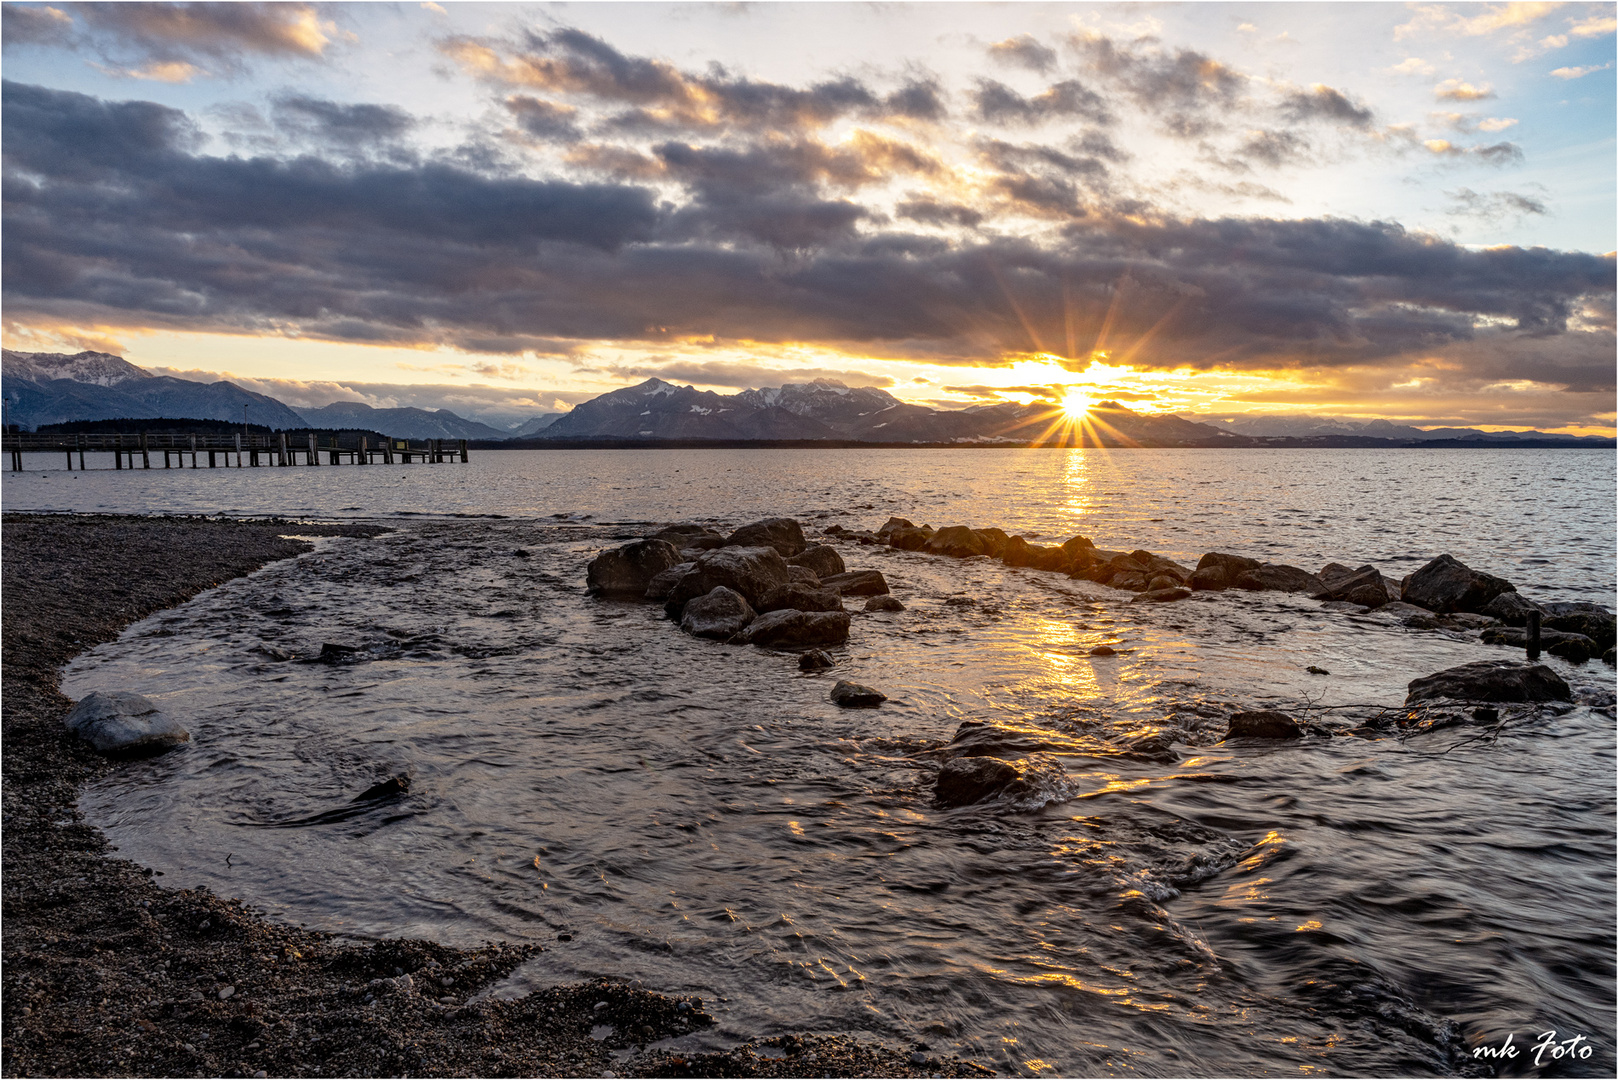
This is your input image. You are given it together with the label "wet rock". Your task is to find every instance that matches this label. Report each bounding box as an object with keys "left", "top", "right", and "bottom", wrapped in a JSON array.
[
  {"left": 1108, "top": 570, "right": 1151, "bottom": 592},
  {"left": 353, "top": 775, "right": 410, "bottom": 802},
  {"left": 1089, "top": 644, "right": 1116, "bottom": 656},
  {"left": 65, "top": 690, "right": 190, "bottom": 756},
  {"left": 1191, "top": 552, "right": 1261, "bottom": 591},
  {"left": 1233, "top": 564, "right": 1327, "bottom": 594},
  {"left": 876, "top": 516, "right": 914, "bottom": 537},
  {"left": 819, "top": 569, "right": 890, "bottom": 596},
  {"left": 1307, "top": 665, "right": 1330, "bottom": 675},
  {"left": 863, "top": 595, "right": 905, "bottom": 612},
  {"left": 1605, "top": 646, "right": 1616, "bottom": 667},
  {"left": 1371, "top": 601, "right": 1432, "bottom": 619},
  {"left": 1316, "top": 564, "right": 1391, "bottom": 609},
  {"left": 1061, "top": 536, "right": 1097, "bottom": 574},
  {"left": 756, "top": 583, "right": 844, "bottom": 614},
  {"left": 663, "top": 546, "right": 792, "bottom": 618},
  {"left": 829, "top": 681, "right": 886, "bottom": 707},
  {"left": 1548, "top": 635, "right": 1596, "bottom": 663},
  {"left": 587, "top": 538, "right": 682, "bottom": 597},
  {"left": 1319, "top": 601, "right": 1367, "bottom": 613},
  {"left": 1401, "top": 554, "right": 1515, "bottom": 614},
  {"left": 731, "top": 609, "right": 850, "bottom": 647},
  {"left": 253, "top": 644, "right": 294, "bottom": 661},
  {"left": 1483, "top": 625, "right": 1593, "bottom": 653},
  {"left": 788, "top": 544, "right": 846, "bottom": 579},
  {"left": 680, "top": 586, "right": 757, "bottom": 640},
  {"left": 1001, "top": 536, "right": 1072, "bottom": 572},
  {"left": 1444, "top": 612, "right": 1499, "bottom": 631},
  {"left": 642, "top": 561, "right": 695, "bottom": 601},
  {"left": 971, "top": 528, "right": 1010, "bottom": 558},
  {"left": 785, "top": 565, "right": 822, "bottom": 585},
  {"left": 649, "top": 524, "right": 725, "bottom": 551},
  {"left": 924, "top": 526, "right": 990, "bottom": 558},
  {"left": 1131, "top": 551, "right": 1192, "bottom": 584},
  {"left": 887, "top": 525, "right": 933, "bottom": 550},
  {"left": 1225, "top": 711, "right": 1302, "bottom": 739},
  {"left": 725, "top": 518, "right": 807, "bottom": 558},
  {"left": 1083, "top": 551, "right": 1146, "bottom": 586},
  {"left": 935, "top": 757, "right": 1020, "bottom": 807},
  {"left": 798, "top": 649, "right": 835, "bottom": 671},
  {"left": 1406, "top": 660, "right": 1572, "bottom": 703},
  {"left": 1541, "top": 603, "right": 1616, "bottom": 651},
  {"left": 317, "top": 642, "right": 363, "bottom": 663},
  {"left": 1132, "top": 586, "right": 1191, "bottom": 603},
  {"left": 1480, "top": 591, "right": 1544, "bottom": 626}
]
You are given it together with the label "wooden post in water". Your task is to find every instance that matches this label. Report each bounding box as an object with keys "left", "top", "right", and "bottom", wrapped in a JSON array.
[
  {"left": 459, "top": 438, "right": 468, "bottom": 463},
  {"left": 115, "top": 437, "right": 123, "bottom": 469},
  {"left": 1526, "top": 610, "right": 1541, "bottom": 659},
  {"left": 235, "top": 432, "right": 242, "bottom": 466},
  {"left": 307, "top": 433, "right": 318, "bottom": 465},
  {"left": 189, "top": 435, "right": 198, "bottom": 468},
  {"left": 78, "top": 437, "right": 86, "bottom": 470},
  {"left": 140, "top": 433, "right": 150, "bottom": 468}
]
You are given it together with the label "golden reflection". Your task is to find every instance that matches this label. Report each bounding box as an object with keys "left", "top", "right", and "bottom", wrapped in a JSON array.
[
  {"left": 1219, "top": 877, "right": 1273, "bottom": 905},
  {"left": 1296, "top": 920, "right": 1323, "bottom": 932}
]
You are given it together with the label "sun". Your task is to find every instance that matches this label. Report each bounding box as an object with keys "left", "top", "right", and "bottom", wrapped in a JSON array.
[{"left": 1060, "top": 389, "right": 1093, "bottom": 419}]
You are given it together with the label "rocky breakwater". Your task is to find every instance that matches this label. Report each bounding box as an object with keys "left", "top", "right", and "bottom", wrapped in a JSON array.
[
  {"left": 586, "top": 517, "right": 901, "bottom": 663},
  {"left": 843, "top": 514, "right": 1614, "bottom": 667}
]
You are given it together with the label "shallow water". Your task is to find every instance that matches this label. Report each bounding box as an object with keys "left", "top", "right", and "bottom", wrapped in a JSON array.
[{"left": 39, "top": 448, "right": 1618, "bottom": 1076}]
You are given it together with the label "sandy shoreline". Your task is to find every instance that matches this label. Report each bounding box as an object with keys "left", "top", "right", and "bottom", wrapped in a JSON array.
[{"left": 1, "top": 513, "right": 985, "bottom": 1079}]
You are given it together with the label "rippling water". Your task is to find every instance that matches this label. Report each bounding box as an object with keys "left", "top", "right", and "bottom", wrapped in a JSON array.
[{"left": 32, "top": 448, "right": 1617, "bottom": 1076}]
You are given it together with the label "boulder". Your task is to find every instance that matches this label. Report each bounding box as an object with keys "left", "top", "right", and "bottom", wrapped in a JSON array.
[
  {"left": 819, "top": 570, "right": 890, "bottom": 596},
  {"left": 789, "top": 544, "right": 846, "bottom": 579},
  {"left": 1401, "top": 554, "right": 1515, "bottom": 614},
  {"left": 1133, "top": 586, "right": 1191, "bottom": 603},
  {"left": 1145, "top": 575, "right": 1181, "bottom": 592},
  {"left": 1541, "top": 603, "right": 1616, "bottom": 651},
  {"left": 663, "top": 546, "right": 792, "bottom": 618},
  {"left": 864, "top": 595, "right": 905, "bottom": 612},
  {"left": 756, "top": 584, "right": 845, "bottom": 614},
  {"left": 1085, "top": 551, "right": 1147, "bottom": 586},
  {"left": 1224, "top": 711, "right": 1301, "bottom": 739},
  {"left": 732, "top": 609, "right": 851, "bottom": 647},
  {"left": 925, "top": 526, "right": 990, "bottom": 558},
  {"left": 786, "top": 565, "right": 821, "bottom": 585},
  {"left": 1605, "top": 646, "right": 1616, "bottom": 667},
  {"left": 1002, "top": 536, "right": 1071, "bottom": 572},
  {"left": 1405, "top": 660, "right": 1572, "bottom": 703},
  {"left": 586, "top": 538, "right": 682, "bottom": 597},
  {"left": 877, "top": 516, "right": 914, "bottom": 536},
  {"left": 829, "top": 681, "right": 886, "bottom": 707},
  {"left": 65, "top": 691, "right": 190, "bottom": 756},
  {"left": 1191, "top": 552, "right": 1261, "bottom": 591},
  {"left": 354, "top": 775, "right": 411, "bottom": 802},
  {"left": 935, "top": 757, "right": 1021, "bottom": 807},
  {"left": 1316, "top": 564, "right": 1391, "bottom": 609},
  {"left": 1108, "top": 571, "right": 1151, "bottom": 592},
  {"left": 1130, "top": 551, "right": 1192, "bottom": 584},
  {"left": 1233, "top": 564, "right": 1327, "bottom": 594},
  {"left": 680, "top": 587, "right": 757, "bottom": 640},
  {"left": 1548, "top": 636, "right": 1596, "bottom": 663},
  {"left": 725, "top": 517, "right": 807, "bottom": 558},
  {"left": 1088, "top": 644, "right": 1116, "bottom": 656},
  {"left": 1480, "top": 591, "right": 1544, "bottom": 626},
  {"left": 888, "top": 526, "right": 933, "bottom": 551},
  {"left": 643, "top": 561, "right": 695, "bottom": 601},
  {"left": 971, "top": 528, "right": 1010, "bottom": 558},
  {"left": 1372, "top": 601, "right": 1432, "bottom": 619},
  {"left": 799, "top": 649, "right": 835, "bottom": 671},
  {"left": 650, "top": 524, "right": 725, "bottom": 551}
]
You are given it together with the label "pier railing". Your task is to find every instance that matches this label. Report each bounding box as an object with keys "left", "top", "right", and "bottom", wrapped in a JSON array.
[{"left": 4, "top": 432, "right": 469, "bottom": 471}]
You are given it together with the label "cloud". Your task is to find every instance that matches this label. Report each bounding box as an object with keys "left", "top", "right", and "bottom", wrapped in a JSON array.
[
  {"left": 4, "top": 80, "right": 1611, "bottom": 405},
  {"left": 1435, "top": 79, "right": 1496, "bottom": 100},
  {"left": 1069, "top": 31, "right": 1246, "bottom": 136},
  {"left": 273, "top": 94, "right": 415, "bottom": 147},
  {"left": 2, "top": 3, "right": 75, "bottom": 49},
  {"left": 988, "top": 34, "right": 1057, "bottom": 73},
  {"left": 584, "top": 359, "right": 897, "bottom": 391},
  {"left": 1550, "top": 61, "right": 1613, "bottom": 78},
  {"left": 138, "top": 371, "right": 577, "bottom": 424},
  {"left": 504, "top": 94, "right": 583, "bottom": 143},
  {"left": 1446, "top": 186, "right": 1548, "bottom": 220},
  {"left": 971, "top": 78, "right": 1112, "bottom": 126},
  {"left": 1396, "top": 2, "right": 1565, "bottom": 41},
  {"left": 1387, "top": 57, "right": 1437, "bottom": 76},
  {"left": 1279, "top": 84, "right": 1374, "bottom": 127},
  {"left": 1422, "top": 138, "right": 1525, "bottom": 163},
  {"left": 1568, "top": 11, "right": 1618, "bottom": 37},
  {"left": 1234, "top": 129, "right": 1311, "bottom": 168}
]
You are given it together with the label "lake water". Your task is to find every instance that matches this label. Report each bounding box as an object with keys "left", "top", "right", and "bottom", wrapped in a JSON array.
[{"left": 12, "top": 447, "right": 1616, "bottom": 1076}]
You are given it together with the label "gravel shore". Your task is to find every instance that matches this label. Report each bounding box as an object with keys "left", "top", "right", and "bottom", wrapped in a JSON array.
[{"left": 1, "top": 513, "right": 991, "bottom": 1078}]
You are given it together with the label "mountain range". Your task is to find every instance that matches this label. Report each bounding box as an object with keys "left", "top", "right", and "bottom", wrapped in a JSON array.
[{"left": 3, "top": 350, "right": 1610, "bottom": 447}]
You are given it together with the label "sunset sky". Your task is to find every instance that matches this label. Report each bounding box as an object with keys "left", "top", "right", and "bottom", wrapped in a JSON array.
[{"left": 2, "top": 1, "right": 1614, "bottom": 433}]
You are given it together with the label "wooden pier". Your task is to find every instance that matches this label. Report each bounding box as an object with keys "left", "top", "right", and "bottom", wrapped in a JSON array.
[{"left": 4, "top": 432, "right": 470, "bottom": 472}]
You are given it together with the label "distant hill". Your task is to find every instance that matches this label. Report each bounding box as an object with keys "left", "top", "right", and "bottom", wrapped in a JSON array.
[
  {"left": 508, "top": 413, "right": 561, "bottom": 438},
  {"left": 38, "top": 418, "right": 277, "bottom": 436},
  {"left": 296, "top": 400, "right": 508, "bottom": 440},
  {"left": 1196, "top": 412, "right": 1606, "bottom": 444},
  {"left": 2, "top": 350, "right": 309, "bottom": 431}
]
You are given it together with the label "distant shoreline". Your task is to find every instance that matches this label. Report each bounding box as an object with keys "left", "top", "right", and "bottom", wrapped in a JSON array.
[{"left": 474, "top": 437, "right": 1618, "bottom": 451}]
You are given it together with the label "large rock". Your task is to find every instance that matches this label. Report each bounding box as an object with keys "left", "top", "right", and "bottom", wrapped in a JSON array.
[
  {"left": 725, "top": 518, "right": 807, "bottom": 558},
  {"left": 663, "top": 546, "right": 792, "bottom": 618},
  {"left": 1132, "top": 586, "right": 1191, "bottom": 603},
  {"left": 1541, "top": 603, "right": 1616, "bottom": 651},
  {"left": 935, "top": 757, "right": 1022, "bottom": 807},
  {"left": 732, "top": 608, "right": 851, "bottom": 647},
  {"left": 887, "top": 525, "right": 933, "bottom": 551},
  {"left": 680, "top": 586, "right": 756, "bottom": 639},
  {"left": 876, "top": 516, "right": 914, "bottom": 536},
  {"left": 65, "top": 691, "right": 190, "bottom": 756},
  {"left": 925, "top": 526, "right": 990, "bottom": 558},
  {"left": 786, "top": 566, "right": 821, "bottom": 585},
  {"left": 643, "top": 561, "right": 695, "bottom": 600},
  {"left": 829, "top": 681, "right": 886, "bottom": 707},
  {"left": 1002, "top": 536, "right": 1071, "bottom": 572},
  {"left": 1225, "top": 710, "right": 1301, "bottom": 739},
  {"left": 864, "top": 595, "right": 905, "bottom": 612},
  {"left": 1479, "top": 591, "right": 1544, "bottom": 626},
  {"left": 1480, "top": 627, "right": 1597, "bottom": 662},
  {"left": 1084, "top": 551, "right": 1147, "bottom": 586},
  {"left": 1191, "top": 552, "right": 1261, "bottom": 591},
  {"left": 1233, "top": 564, "right": 1327, "bottom": 594},
  {"left": 1130, "top": 551, "right": 1192, "bottom": 584},
  {"left": 788, "top": 544, "right": 846, "bottom": 579},
  {"left": 1315, "top": 564, "right": 1391, "bottom": 609},
  {"left": 1405, "top": 660, "right": 1572, "bottom": 704},
  {"left": 586, "top": 538, "right": 682, "bottom": 597},
  {"left": 756, "top": 584, "right": 845, "bottom": 614},
  {"left": 649, "top": 524, "right": 725, "bottom": 552},
  {"left": 971, "top": 528, "right": 1010, "bottom": 558},
  {"left": 819, "top": 570, "right": 890, "bottom": 596},
  {"left": 1401, "top": 554, "right": 1515, "bottom": 614}
]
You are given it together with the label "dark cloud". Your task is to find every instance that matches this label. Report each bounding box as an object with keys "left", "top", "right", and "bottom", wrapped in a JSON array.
[
  {"left": 978, "top": 138, "right": 1109, "bottom": 179},
  {"left": 1447, "top": 187, "right": 1547, "bottom": 220},
  {"left": 2, "top": 3, "right": 76, "bottom": 49},
  {"left": 585, "top": 360, "right": 897, "bottom": 390},
  {"left": 1279, "top": 84, "right": 1374, "bottom": 128},
  {"left": 895, "top": 198, "right": 984, "bottom": 228},
  {"left": 988, "top": 34, "right": 1057, "bottom": 73},
  {"left": 273, "top": 95, "right": 415, "bottom": 146},
  {"left": 5, "top": 81, "right": 1611, "bottom": 400},
  {"left": 882, "top": 79, "right": 947, "bottom": 122},
  {"left": 1235, "top": 129, "right": 1311, "bottom": 168},
  {"left": 972, "top": 78, "right": 1112, "bottom": 126},
  {"left": 56, "top": 1, "right": 337, "bottom": 77},
  {"left": 1070, "top": 32, "right": 1245, "bottom": 136},
  {"left": 504, "top": 95, "right": 582, "bottom": 143}
]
